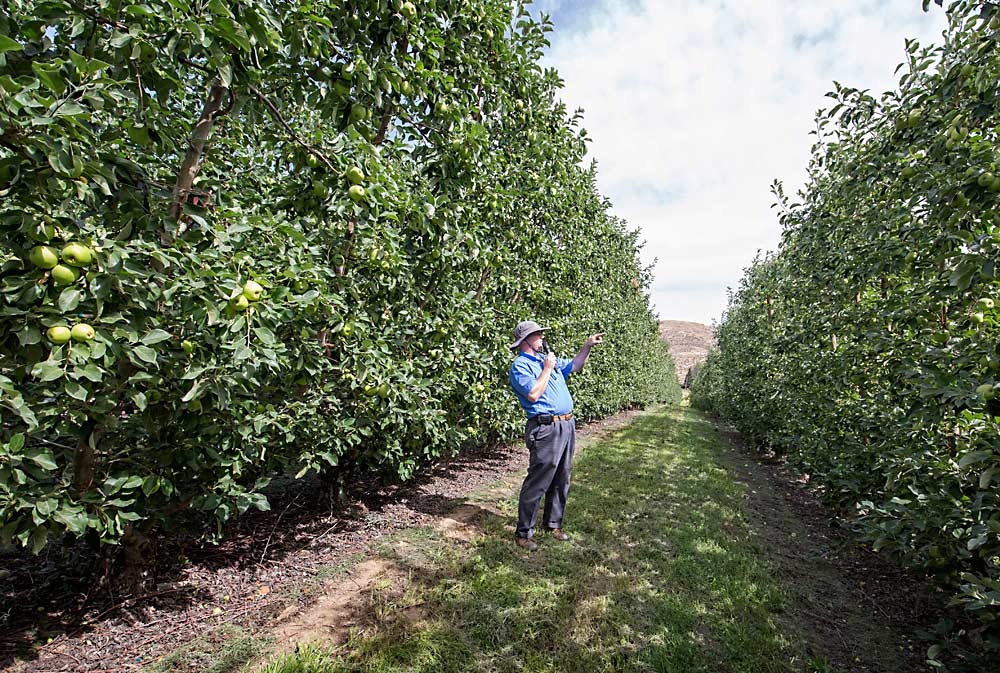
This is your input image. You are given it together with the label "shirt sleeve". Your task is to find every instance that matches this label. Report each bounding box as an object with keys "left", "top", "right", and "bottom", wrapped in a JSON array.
[
  {"left": 558, "top": 357, "right": 573, "bottom": 378},
  {"left": 510, "top": 359, "right": 538, "bottom": 398}
]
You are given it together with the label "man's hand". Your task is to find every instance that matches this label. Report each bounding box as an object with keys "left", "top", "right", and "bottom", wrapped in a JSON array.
[
  {"left": 571, "top": 333, "right": 605, "bottom": 374},
  {"left": 543, "top": 352, "right": 556, "bottom": 371}
]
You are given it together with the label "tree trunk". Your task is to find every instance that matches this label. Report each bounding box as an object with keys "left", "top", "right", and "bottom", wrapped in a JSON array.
[
  {"left": 168, "top": 84, "right": 228, "bottom": 227},
  {"left": 72, "top": 419, "right": 100, "bottom": 495}
]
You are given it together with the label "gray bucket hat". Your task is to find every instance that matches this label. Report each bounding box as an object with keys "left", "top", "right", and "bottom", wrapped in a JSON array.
[{"left": 509, "top": 320, "right": 547, "bottom": 349}]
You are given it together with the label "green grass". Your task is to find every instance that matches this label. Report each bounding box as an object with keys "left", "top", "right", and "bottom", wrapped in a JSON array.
[{"left": 257, "top": 405, "right": 795, "bottom": 673}]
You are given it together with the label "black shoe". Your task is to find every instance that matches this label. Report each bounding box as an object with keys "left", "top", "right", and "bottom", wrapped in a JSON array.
[
  {"left": 515, "top": 536, "right": 539, "bottom": 551},
  {"left": 548, "top": 528, "right": 570, "bottom": 541}
]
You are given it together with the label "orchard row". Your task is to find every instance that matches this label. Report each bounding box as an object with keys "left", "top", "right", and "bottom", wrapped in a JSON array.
[
  {"left": 0, "top": 0, "right": 679, "bottom": 572},
  {"left": 692, "top": 1, "right": 1000, "bottom": 661}
]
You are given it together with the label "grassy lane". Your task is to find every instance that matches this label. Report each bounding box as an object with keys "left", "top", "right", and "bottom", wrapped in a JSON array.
[{"left": 259, "top": 405, "right": 796, "bottom": 673}]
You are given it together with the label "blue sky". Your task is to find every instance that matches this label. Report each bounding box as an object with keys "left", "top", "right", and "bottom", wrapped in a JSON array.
[{"left": 526, "top": 0, "right": 949, "bottom": 324}]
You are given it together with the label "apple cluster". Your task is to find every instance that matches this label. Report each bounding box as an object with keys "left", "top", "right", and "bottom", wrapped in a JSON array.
[
  {"left": 28, "top": 242, "right": 98, "bottom": 345},
  {"left": 28, "top": 242, "right": 93, "bottom": 287},
  {"left": 229, "top": 279, "right": 265, "bottom": 312}
]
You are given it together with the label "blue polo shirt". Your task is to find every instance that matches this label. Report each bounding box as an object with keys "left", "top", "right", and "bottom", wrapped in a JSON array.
[{"left": 509, "top": 352, "right": 574, "bottom": 417}]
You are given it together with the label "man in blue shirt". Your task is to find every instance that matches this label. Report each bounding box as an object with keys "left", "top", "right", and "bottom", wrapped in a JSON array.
[{"left": 508, "top": 320, "right": 604, "bottom": 551}]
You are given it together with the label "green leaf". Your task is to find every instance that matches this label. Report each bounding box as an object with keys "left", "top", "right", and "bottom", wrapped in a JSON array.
[
  {"left": 17, "top": 325, "right": 41, "bottom": 346},
  {"left": 31, "top": 361, "right": 64, "bottom": 382},
  {"left": 0, "top": 35, "right": 22, "bottom": 53},
  {"left": 31, "top": 62, "right": 66, "bottom": 95},
  {"left": 57, "top": 288, "right": 81, "bottom": 313},
  {"left": 78, "top": 364, "right": 103, "bottom": 382},
  {"left": 959, "top": 451, "right": 991, "bottom": 469},
  {"left": 25, "top": 447, "right": 57, "bottom": 470},
  {"left": 130, "top": 391, "right": 147, "bottom": 411},
  {"left": 65, "top": 380, "right": 88, "bottom": 401},
  {"left": 141, "top": 329, "right": 172, "bottom": 345},
  {"left": 133, "top": 345, "right": 158, "bottom": 364},
  {"left": 53, "top": 101, "right": 86, "bottom": 117},
  {"left": 30, "top": 527, "right": 49, "bottom": 554},
  {"left": 181, "top": 379, "right": 202, "bottom": 402},
  {"left": 54, "top": 509, "right": 88, "bottom": 534},
  {"left": 7, "top": 433, "right": 25, "bottom": 452}
]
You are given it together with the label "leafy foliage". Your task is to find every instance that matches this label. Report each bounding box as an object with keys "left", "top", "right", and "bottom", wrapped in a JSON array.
[
  {"left": 0, "top": 0, "right": 678, "bottom": 559},
  {"left": 691, "top": 1, "right": 1000, "bottom": 659}
]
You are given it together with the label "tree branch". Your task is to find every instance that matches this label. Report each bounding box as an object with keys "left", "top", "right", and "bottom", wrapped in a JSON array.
[
  {"left": 248, "top": 84, "right": 337, "bottom": 173},
  {"left": 63, "top": 0, "right": 127, "bottom": 30}
]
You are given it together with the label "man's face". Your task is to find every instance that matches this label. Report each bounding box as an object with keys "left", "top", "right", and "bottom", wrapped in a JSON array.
[{"left": 523, "top": 331, "right": 544, "bottom": 353}]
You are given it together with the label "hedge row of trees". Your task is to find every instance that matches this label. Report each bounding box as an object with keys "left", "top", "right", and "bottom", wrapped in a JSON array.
[
  {"left": 0, "top": 0, "right": 679, "bottom": 569},
  {"left": 691, "top": 1, "right": 1000, "bottom": 661}
]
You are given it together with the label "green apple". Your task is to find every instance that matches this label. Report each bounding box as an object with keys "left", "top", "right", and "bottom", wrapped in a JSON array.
[
  {"left": 341, "top": 322, "right": 354, "bottom": 337},
  {"left": 977, "top": 383, "right": 995, "bottom": 400},
  {"left": 400, "top": 1, "right": 416, "bottom": 19},
  {"left": 346, "top": 166, "right": 365, "bottom": 185},
  {"left": 242, "top": 280, "right": 264, "bottom": 302},
  {"left": 61, "top": 242, "right": 93, "bottom": 267},
  {"left": 399, "top": 79, "right": 412, "bottom": 96},
  {"left": 901, "top": 166, "right": 915, "bottom": 178},
  {"left": 28, "top": 245, "right": 59, "bottom": 269},
  {"left": 977, "top": 298, "right": 995, "bottom": 310},
  {"left": 971, "top": 311, "right": 986, "bottom": 325},
  {"left": 348, "top": 185, "right": 365, "bottom": 202},
  {"left": 434, "top": 100, "right": 449, "bottom": 116},
  {"left": 181, "top": 339, "right": 196, "bottom": 354},
  {"left": 363, "top": 383, "right": 378, "bottom": 396},
  {"left": 50, "top": 264, "right": 80, "bottom": 285},
  {"left": 231, "top": 294, "right": 250, "bottom": 311},
  {"left": 978, "top": 171, "right": 994, "bottom": 187},
  {"left": 306, "top": 153, "right": 320, "bottom": 168},
  {"left": 377, "top": 383, "right": 389, "bottom": 398},
  {"left": 46, "top": 325, "right": 71, "bottom": 344},
  {"left": 70, "top": 323, "right": 95, "bottom": 342},
  {"left": 334, "top": 79, "right": 352, "bottom": 97},
  {"left": 349, "top": 103, "right": 368, "bottom": 123}
]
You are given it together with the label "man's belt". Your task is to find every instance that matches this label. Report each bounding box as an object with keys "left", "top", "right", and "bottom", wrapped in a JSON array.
[{"left": 531, "top": 412, "right": 573, "bottom": 425}]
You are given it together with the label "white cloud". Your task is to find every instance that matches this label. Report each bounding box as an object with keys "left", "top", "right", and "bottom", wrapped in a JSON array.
[{"left": 537, "top": 0, "right": 949, "bottom": 323}]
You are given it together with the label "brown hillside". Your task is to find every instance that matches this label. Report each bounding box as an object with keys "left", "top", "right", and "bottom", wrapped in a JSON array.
[{"left": 659, "top": 320, "right": 715, "bottom": 386}]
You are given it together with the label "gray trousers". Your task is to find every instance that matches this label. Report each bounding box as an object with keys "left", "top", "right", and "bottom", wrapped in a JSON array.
[{"left": 516, "top": 417, "right": 576, "bottom": 539}]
